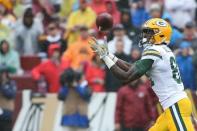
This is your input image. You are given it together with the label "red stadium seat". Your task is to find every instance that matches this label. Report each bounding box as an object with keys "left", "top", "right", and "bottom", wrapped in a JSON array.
[
  {"left": 20, "top": 56, "right": 41, "bottom": 71},
  {"left": 11, "top": 73, "right": 38, "bottom": 92}
]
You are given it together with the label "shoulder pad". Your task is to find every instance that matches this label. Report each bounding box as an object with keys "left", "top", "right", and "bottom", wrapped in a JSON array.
[{"left": 142, "top": 48, "right": 162, "bottom": 59}]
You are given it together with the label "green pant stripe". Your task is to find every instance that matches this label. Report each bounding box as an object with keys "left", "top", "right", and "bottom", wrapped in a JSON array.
[
  {"left": 175, "top": 103, "right": 187, "bottom": 131},
  {"left": 170, "top": 106, "right": 181, "bottom": 131}
]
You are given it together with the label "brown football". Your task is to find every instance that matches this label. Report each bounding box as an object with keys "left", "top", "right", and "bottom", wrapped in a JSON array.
[{"left": 96, "top": 12, "right": 113, "bottom": 31}]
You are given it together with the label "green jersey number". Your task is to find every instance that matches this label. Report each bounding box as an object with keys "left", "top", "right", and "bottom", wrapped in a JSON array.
[{"left": 170, "top": 57, "right": 182, "bottom": 84}]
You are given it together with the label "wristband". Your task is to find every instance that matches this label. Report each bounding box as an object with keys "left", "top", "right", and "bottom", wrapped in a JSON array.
[
  {"left": 108, "top": 53, "right": 118, "bottom": 63},
  {"left": 102, "top": 56, "right": 115, "bottom": 69}
]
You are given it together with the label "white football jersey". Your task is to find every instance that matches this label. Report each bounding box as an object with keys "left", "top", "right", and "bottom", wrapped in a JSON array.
[{"left": 141, "top": 44, "right": 187, "bottom": 109}]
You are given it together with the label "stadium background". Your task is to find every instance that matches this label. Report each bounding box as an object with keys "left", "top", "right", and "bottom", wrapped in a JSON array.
[{"left": 0, "top": 0, "right": 197, "bottom": 131}]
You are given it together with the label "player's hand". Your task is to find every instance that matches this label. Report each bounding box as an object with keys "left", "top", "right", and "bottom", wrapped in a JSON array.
[{"left": 89, "top": 36, "right": 109, "bottom": 59}]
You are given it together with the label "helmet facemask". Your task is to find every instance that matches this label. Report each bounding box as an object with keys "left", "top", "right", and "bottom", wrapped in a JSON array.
[{"left": 139, "top": 28, "right": 159, "bottom": 47}]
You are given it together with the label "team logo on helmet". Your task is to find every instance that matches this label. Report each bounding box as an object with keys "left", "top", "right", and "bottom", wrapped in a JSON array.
[{"left": 156, "top": 21, "right": 167, "bottom": 27}]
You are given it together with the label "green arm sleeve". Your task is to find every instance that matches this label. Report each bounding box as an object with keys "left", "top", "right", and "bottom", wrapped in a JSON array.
[
  {"left": 134, "top": 59, "right": 154, "bottom": 76},
  {"left": 110, "top": 58, "right": 154, "bottom": 84}
]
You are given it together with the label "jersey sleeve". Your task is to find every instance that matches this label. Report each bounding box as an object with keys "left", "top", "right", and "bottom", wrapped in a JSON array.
[{"left": 141, "top": 47, "right": 162, "bottom": 61}]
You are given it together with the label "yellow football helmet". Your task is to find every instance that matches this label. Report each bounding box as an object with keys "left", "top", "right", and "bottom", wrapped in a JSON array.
[{"left": 140, "top": 18, "right": 172, "bottom": 45}]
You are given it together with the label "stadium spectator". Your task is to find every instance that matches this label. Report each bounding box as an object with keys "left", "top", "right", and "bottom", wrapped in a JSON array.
[
  {"left": 62, "top": 26, "right": 94, "bottom": 70},
  {"left": 115, "top": 80, "right": 154, "bottom": 131},
  {"left": 149, "top": 3, "right": 170, "bottom": 19},
  {"left": 85, "top": 55, "right": 105, "bottom": 92},
  {"left": 176, "top": 42, "right": 196, "bottom": 90},
  {"left": 12, "top": 0, "right": 27, "bottom": 18},
  {"left": 144, "top": 0, "right": 164, "bottom": 11},
  {"left": 0, "top": 4, "right": 15, "bottom": 45},
  {"left": 105, "top": 0, "right": 120, "bottom": 24},
  {"left": 59, "top": 0, "right": 79, "bottom": 18},
  {"left": 130, "top": 46, "right": 141, "bottom": 63},
  {"left": 165, "top": 0, "right": 197, "bottom": 29},
  {"left": 149, "top": 3, "right": 162, "bottom": 18},
  {"left": 39, "top": 19, "right": 67, "bottom": 55},
  {"left": 14, "top": 7, "right": 44, "bottom": 55},
  {"left": 89, "top": 0, "right": 106, "bottom": 15},
  {"left": 114, "top": 39, "right": 130, "bottom": 62},
  {"left": 0, "top": 65, "right": 17, "bottom": 131},
  {"left": 66, "top": 0, "right": 96, "bottom": 44},
  {"left": 32, "top": 44, "right": 66, "bottom": 93},
  {"left": 108, "top": 24, "right": 132, "bottom": 55},
  {"left": 174, "top": 22, "right": 197, "bottom": 51},
  {"left": 58, "top": 68, "right": 91, "bottom": 131},
  {"left": 130, "top": 0, "right": 150, "bottom": 29},
  {"left": 105, "top": 39, "right": 130, "bottom": 92},
  {"left": 0, "top": 39, "right": 22, "bottom": 75},
  {"left": 120, "top": 9, "right": 136, "bottom": 38},
  {"left": 0, "top": 3, "right": 16, "bottom": 29}
]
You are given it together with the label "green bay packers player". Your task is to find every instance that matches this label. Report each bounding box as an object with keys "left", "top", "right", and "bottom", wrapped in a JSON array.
[{"left": 89, "top": 18, "right": 194, "bottom": 131}]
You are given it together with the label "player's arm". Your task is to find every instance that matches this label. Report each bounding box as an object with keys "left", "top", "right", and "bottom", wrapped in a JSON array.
[
  {"left": 103, "top": 56, "right": 153, "bottom": 83},
  {"left": 108, "top": 53, "right": 131, "bottom": 71},
  {"left": 116, "top": 59, "right": 131, "bottom": 71},
  {"left": 89, "top": 37, "right": 153, "bottom": 83},
  {"left": 107, "top": 48, "right": 161, "bottom": 83}
]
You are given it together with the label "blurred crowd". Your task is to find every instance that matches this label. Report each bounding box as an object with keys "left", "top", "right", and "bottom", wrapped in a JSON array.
[{"left": 0, "top": 0, "right": 197, "bottom": 130}]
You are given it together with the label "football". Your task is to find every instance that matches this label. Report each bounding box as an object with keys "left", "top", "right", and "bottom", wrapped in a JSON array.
[{"left": 96, "top": 12, "right": 113, "bottom": 31}]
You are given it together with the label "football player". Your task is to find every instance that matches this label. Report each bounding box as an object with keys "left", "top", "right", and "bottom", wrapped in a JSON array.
[{"left": 89, "top": 18, "right": 194, "bottom": 131}]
